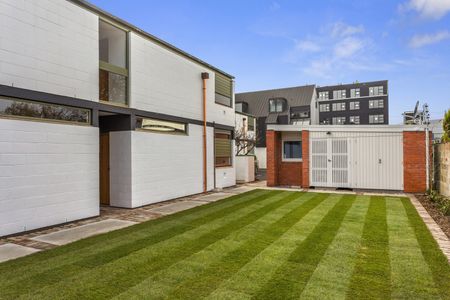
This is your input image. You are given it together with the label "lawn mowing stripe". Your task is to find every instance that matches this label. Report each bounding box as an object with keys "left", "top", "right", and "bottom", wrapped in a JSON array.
[
  {"left": 401, "top": 197, "right": 450, "bottom": 299},
  {"left": 19, "top": 191, "right": 303, "bottom": 299},
  {"left": 0, "top": 190, "right": 272, "bottom": 289},
  {"left": 299, "top": 195, "right": 370, "bottom": 300},
  {"left": 163, "top": 192, "right": 331, "bottom": 300},
  {"left": 113, "top": 192, "right": 321, "bottom": 299},
  {"left": 253, "top": 194, "right": 356, "bottom": 300},
  {"left": 386, "top": 197, "right": 441, "bottom": 299},
  {"left": 207, "top": 195, "right": 342, "bottom": 299},
  {"left": 346, "top": 196, "right": 391, "bottom": 300}
]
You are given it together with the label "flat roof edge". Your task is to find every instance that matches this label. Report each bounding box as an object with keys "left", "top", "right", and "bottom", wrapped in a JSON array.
[
  {"left": 68, "top": 0, "right": 234, "bottom": 79},
  {"left": 267, "top": 124, "right": 428, "bottom": 132}
]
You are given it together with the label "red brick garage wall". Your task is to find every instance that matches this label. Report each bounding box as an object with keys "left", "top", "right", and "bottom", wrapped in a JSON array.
[
  {"left": 267, "top": 130, "right": 308, "bottom": 187},
  {"left": 403, "top": 131, "right": 429, "bottom": 193}
]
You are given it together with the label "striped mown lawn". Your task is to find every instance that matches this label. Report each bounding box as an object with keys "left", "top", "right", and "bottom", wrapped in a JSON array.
[{"left": 1, "top": 190, "right": 450, "bottom": 299}]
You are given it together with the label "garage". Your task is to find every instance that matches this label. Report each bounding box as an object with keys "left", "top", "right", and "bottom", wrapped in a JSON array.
[{"left": 266, "top": 125, "right": 430, "bottom": 193}]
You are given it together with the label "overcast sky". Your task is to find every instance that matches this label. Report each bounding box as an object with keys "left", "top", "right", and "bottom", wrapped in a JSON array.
[{"left": 89, "top": 0, "right": 450, "bottom": 123}]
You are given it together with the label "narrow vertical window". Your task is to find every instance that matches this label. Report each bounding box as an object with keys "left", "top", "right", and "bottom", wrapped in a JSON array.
[
  {"left": 215, "top": 130, "right": 232, "bottom": 167},
  {"left": 99, "top": 20, "right": 128, "bottom": 105}
]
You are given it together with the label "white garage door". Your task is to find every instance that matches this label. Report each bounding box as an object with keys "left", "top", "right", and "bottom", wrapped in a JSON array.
[{"left": 310, "top": 132, "right": 403, "bottom": 190}]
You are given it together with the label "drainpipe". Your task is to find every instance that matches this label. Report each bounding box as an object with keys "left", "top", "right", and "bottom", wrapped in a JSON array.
[{"left": 201, "top": 72, "right": 209, "bottom": 192}]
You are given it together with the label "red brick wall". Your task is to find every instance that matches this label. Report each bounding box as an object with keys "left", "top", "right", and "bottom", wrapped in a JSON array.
[
  {"left": 403, "top": 131, "right": 429, "bottom": 193},
  {"left": 278, "top": 162, "right": 303, "bottom": 186},
  {"left": 266, "top": 130, "right": 280, "bottom": 187},
  {"left": 301, "top": 130, "right": 309, "bottom": 188}
]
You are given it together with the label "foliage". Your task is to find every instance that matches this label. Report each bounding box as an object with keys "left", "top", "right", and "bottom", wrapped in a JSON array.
[
  {"left": 427, "top": 189, "right": 450, "bottom": 215},
  {"left": 443, "top": 109, "right": 450, "bottom": 143}
]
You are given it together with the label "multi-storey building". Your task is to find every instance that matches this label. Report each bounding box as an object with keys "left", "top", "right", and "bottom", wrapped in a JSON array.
[
  {"left": 0, "top": 0, "right": 236, "bottom": 236},
  {"left": 316, "top": 80, "right": 389, "bottom": 125}
]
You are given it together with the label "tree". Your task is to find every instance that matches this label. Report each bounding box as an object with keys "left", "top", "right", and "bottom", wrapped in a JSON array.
[
  {"left": 443, "top": 109, "right": 450, "bottom": 143},
  {"left": 234, "top": 127, "right": 258, "bottom": 156}
]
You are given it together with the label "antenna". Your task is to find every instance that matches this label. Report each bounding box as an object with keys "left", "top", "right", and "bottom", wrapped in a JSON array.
[{"left": 413, "top": 101, "right": 419, "bottom": 118}]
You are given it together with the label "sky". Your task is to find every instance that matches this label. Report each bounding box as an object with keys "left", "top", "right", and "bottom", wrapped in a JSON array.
[{"left": 89, "top": 0, "right": 450, "bottom": 124}]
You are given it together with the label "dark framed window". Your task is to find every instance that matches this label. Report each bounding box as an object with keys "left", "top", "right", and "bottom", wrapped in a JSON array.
[
  {"left": 215, "top": 129, "right": 232, "bottom": 167},
  {"left": 215, "top": 72, "right": 232, "bottom": 107},
  {"left": 136, "top": 117, "right": 187, "bottom": 134},
  {"left": 269, "top": 98, "right": 287, "bottom": 113},
  {"left": 0, "top": 96, "right": 90, "bottom": 125},
  {"left": 99, "top": 20, "right": 129, "bottom": 105},
  {"left": 349, "top": 101, "right": 360, "bottom": 110},
  {"left": 283, "top": 141, "right": 302, "bottom": 159},
  {"left": 247, "top": 116, "right": 255, "bottom": 131}
]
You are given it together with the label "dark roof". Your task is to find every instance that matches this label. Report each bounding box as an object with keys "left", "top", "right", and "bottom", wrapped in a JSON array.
[
  {"left": 235, "top": 85, "right": 315, "bottom": 117},
  {"left": 68, "top": 0, "right": 234, "bottom": 79}
]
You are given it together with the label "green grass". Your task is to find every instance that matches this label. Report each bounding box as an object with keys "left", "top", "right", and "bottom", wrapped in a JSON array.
[{"left": 0, "top": 190, "right": 449, "bottom": 300}]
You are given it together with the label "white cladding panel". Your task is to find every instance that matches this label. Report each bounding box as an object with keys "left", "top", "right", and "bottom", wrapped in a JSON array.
[
  {"left": 255, "top": 147, "right": 267, "bottom": 169},
  {"left": 310, "top": 131, "right": 403, "bottom": 190},
  {"left": 0, "top": 0, "right": 99, "bottom": 100},
  {"left": 129, "top": 33, "right": 235, "bottom": 127},
  {"left": 0, "top": 119, "right": 99, "bottom": 236}
]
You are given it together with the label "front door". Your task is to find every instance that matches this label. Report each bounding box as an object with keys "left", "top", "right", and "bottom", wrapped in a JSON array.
[{"left": 99, "top": 132, "right": 110, "bottom": 205}]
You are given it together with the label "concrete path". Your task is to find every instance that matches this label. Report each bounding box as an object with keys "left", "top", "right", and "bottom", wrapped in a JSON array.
[
  {"left": 194, "top": 192, "right": 231, "bottom": 203},
  {"left": 0, "top": 243, "right": 40, "bottom": 263},
  {"left": 409, "top": 194, "right": 450, "bottom": 263},
  {"left": 149, "top": 200, "right": 204, "bottom": 215},
  {"left": 30, "top": 219, "right": 136, "bottom": 246}
]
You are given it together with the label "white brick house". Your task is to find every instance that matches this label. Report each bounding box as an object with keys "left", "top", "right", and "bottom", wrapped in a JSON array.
[{"left": 0, "top": 0, "right": 236, "bottom": 236}]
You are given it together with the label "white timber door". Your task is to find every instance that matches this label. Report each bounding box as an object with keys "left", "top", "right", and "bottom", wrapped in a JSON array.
[{"left": 310, "top": 138, "right": 350, "bottom": 188}]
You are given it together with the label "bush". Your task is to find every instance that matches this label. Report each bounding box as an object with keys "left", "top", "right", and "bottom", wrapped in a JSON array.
[{"left": 427, "top": 189, "right": 450, "bottom": 216}]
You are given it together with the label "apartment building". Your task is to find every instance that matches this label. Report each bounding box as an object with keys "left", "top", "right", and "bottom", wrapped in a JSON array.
[{"left": 0, "top": 0, "right": 236, "bottom": 236}]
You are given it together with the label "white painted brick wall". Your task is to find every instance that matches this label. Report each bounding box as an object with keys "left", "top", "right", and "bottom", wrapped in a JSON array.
[
  {"left": 129, "top": 33, "right": 235, "bottom": 127},
  {"left": 109, "top": 131, "right": 132, "bottom": 208},
  {"left": 0, "top": 0, "right": 99, "bottom": 100},
  {"left": 0, "top": 119, "right": 99, "bottom": 236}
]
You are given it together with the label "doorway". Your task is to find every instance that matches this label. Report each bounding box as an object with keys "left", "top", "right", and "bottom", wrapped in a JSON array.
[{"left": 99, "top": 132, "right": 110, "bottom": 205}]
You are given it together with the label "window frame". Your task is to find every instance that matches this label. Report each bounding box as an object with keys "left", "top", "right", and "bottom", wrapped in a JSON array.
[
  {"left": 0, "top": 96, "right": 91, "bottom": 126},
  {"left": 135, "top": 117, "right": 188, "bottom": 135},
  {"left": 282, "top": 139, "right": 302, "bottom": 162},
  {"left": 332, "top": 102, "right": 346, "bottom": 111},
  {"left": 349, "top": 116, "right": 360, "bottom": 125},
  {"left": 350, "top": 88, "right": 360, "bottom": 98},
  {"left": 369, "top": 99, "right": 384, "bottom": 109},
  {"left": 349, "top": 101, "right": 360, "bottom": 110},
  {"left": 369, "top": 114, "right": 385, "bottom": 124},
  {"left": 319, "top": 104, "right": 330, "bottom": 112},
  {"left": 318, "top": 91, "right": 329, "bottom": 100},
  {"left": 332, "top": 116, "right": 346, "bottom": 125},
  {"left": 268, "top": 98, "right": 287, "bottom": 113},
  {"left": 99, "top": 19, "right": 130, "bottom": 106},
  {"left": 215, "top": 72, "right": 233, "bottom": 108},
  {"left": 215, "top": 129, "right": 233, "bottom": 167}
]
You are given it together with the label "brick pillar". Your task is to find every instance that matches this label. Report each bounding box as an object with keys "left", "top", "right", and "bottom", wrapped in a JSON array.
[
  {"left": 403, "top": 131, "right": 427, "bottom": 193},
  {"left": 301, "top": 130, "right": 310, "bottom": 188},
  {"left": 266, "top": 130, "right": 280, "bottom": 187}
]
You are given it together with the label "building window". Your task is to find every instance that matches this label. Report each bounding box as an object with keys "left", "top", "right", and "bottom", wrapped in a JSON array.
[
  {"left": 283, "top": 141, "right": 302, "bottom": 160},
  {"left": 291, "top": 111, "right": 309, "bottom": 119},
  {"left": 369, "top": 86, "right": 384, "bottom": 96},
  {"left": 215, "top": 130, "right": 232, "bottom": 167},
  {"left": 136, "top": 117, "right": 187, "bottom": 134},
  {"left": 318, "top": 91, "right": 329, "bottom": 100},
  {"left": 349, "top": 116, "right": 360, "bottom": 124},
  {"left": 99, "top": 20, "right": 128, "bottom": 105},
  {"left": 269, "top": 98, "right": 286, "bottom": 113},
  {"left": 333, "top": 89, "right": 346, "bottom": 99},
  {"left": 369, "top": 114, "right": 384, "bottom": 124},
  {"left": 319, "top": 104, "right": 330, "bottom": 112},
  {"left": 369, "top": 99, "right": 384, "bottom": 109},
  {"left": 215, "top": 72, "right": 232, "bottom": 107},
  {"left": 0, "top": 96, "right": 90, "bottom": 125},
  {"left": 332, "top": 117, "right": 346, "bottom": 125},
  {"left": 350, "top": 88, "right": 360, "bottom": 98},
  {"left": 332, "top": 102, "right": 346, "bottom": 111},
  {"left": 247, "top": 116, "right": 255, "bottom": 131},
  {"left": 349, "top": 101, "right": 360, "bottom": 110}
]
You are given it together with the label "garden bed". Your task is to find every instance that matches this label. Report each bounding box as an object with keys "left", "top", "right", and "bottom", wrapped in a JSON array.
[{"left": 416, "top": 193, "right": 450, "bottom": 239}]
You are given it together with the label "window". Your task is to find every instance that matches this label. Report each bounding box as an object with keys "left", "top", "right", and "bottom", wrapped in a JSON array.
[
  {"left": 215, "top": 130, "right": 232, "bottom": 167},
  {"left": 369, "top": 99, "right": 384, "bottom": 109},
  {"left": 99, "top": 20, "right": 128, "bottom": 105},
  {"left": 333, "top": 89, "right": 346, "bottom": 99},
  {"left": 215, "top": 72, "right": 232, "bottom": 107},
  {"left": 369, "top": 86, "right": 384, "bottom": 96},
  {"left": 350, "top": 88, "right": 360, "bottom": 98},
  {"left": 0, "top": 96, "right": 90, "bottom": 125},
  {"left": 269, "top": 98, "right": 286, "bottom": 113},
  {"left": 283, "top": 141, "right": 302, "bottom": 160},
  {"left": 318, "top": 91, "right": 329, "bottom": 100},
  {"left": 332, "top": 117, "right": 346, "bottom": 125},
  {"left": 369, "top": 114, "right": 384, "bottom": 124},
  {"left": 136, "top": 117, "right": 187, "bottom": 134},
  {"left": 349, "top": 116, "right": 360, "bottom": 124},
  {"left": 321, "top": 118, "right": 331, "bottom": 125},
  {"left": 349, "top": 101, "right": 360, "bottom": 110},
  {"left": 291, "top": 111, "right": 309, "bottom": 119},
  {"left": 332, "top": 102, "right": 346, "bottom": 111},
  {"left": 319, "top": 104, "right": 330, "bottom": 112},
  {"left": 247, "top": 116, "right": 255, "bottom": 131}
]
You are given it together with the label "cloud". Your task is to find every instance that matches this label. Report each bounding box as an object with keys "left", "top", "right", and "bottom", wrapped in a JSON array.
[
  {"left": 333, "top": 37, "right": 365, "bottom": 58},
  {"left": 400, "top": 0, "right": 450, "bottom": 19},
  {"left": 295, "top": 40, "right": 321, "bottom": 52},
  {"left": 331, "top": 22, "right": 364, "bottom": 37},
  {"left": 409, "top": 30, "right": 450, "bottom": 47}
]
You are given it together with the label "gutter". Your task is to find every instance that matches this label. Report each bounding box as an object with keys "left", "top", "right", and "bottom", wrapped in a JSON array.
[{"left": 201, "top": 72, "right": 209, "bottom": 192}]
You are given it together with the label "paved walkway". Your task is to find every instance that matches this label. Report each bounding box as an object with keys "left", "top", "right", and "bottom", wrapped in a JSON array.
[{"left": 1, "top": 182, "right": 449, "bottom": 264}]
